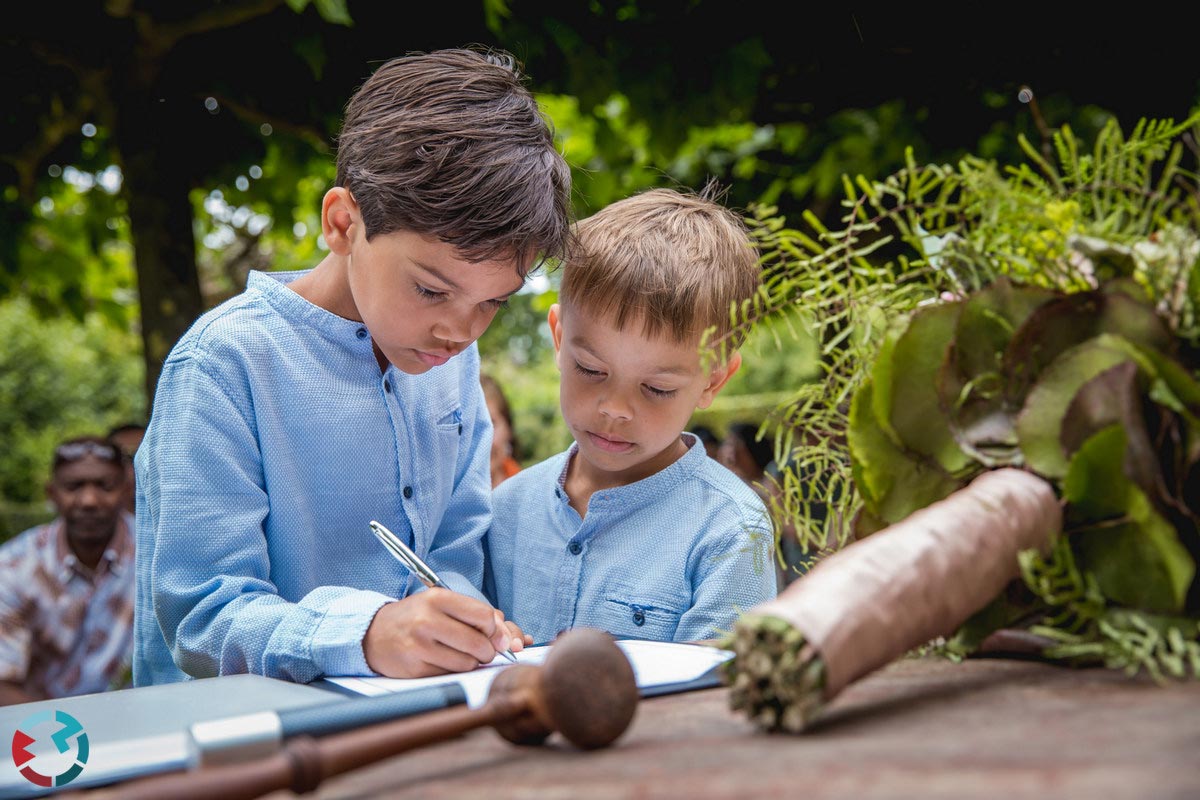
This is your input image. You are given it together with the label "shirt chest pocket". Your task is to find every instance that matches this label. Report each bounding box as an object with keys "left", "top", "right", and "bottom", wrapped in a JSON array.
[
  {"left": 422, "top": 406, "right": 463, "bottom": 510},
  {"left": 435, "top": 406, "right": 464, "bottom": 435},
  {"left": 598, "top": 597, "right": 683, "bottom": 642}
]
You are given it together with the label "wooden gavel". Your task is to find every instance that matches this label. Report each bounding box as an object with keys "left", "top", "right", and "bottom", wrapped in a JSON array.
[{"left": 75, "top": 628, "right": 639, "bottom": 800}]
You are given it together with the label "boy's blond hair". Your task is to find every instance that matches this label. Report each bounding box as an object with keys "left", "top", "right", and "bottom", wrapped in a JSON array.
[{"left": 559, "top": 186, "right": 761, "bottom": 350}]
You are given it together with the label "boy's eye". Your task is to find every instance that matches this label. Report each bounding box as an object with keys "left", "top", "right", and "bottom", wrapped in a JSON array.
[
  {"left": 485, "top": 298, "right": 510, "bottom": 311},
  {"left": 644, "top": 385, "right": 678, "bottom": 399},
  {"left": 573, "top": 362, "right": 604, "bottom": 379},
  {"left": 415, "top": 285, "right": 446, "bottom": 301}
]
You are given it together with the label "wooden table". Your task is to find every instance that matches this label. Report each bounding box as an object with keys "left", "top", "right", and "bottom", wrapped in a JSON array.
[{"left": 265, "top": 656, "right": 1200, "bottom": 800}]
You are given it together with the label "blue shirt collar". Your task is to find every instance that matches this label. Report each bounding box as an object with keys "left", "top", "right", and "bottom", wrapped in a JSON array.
[
  {"left": 247, "top": 270, "right": 371, "bottom": 344},
  {"left": 556, "top": 432, "right": 706, "bottom": 510}
]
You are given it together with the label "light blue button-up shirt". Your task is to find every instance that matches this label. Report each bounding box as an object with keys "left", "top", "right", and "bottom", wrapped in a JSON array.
[
  {"left": 133, "top": 270, "right": 492, "bottom": 686},
  {"left": 484, "top": 435, "right": 776, "bottom": 645}
]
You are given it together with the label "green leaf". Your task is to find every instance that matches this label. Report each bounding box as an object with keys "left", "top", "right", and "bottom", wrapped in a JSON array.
[
  {"left": 868, "top": 317, "right": 903, "bottom": 445},
  {"left": 1003, "top": 289, "right": 1170, "bottom": 402},
  {"left": 945, "top": 590, "right": 1038, "bottom": 657},
  {"left": 848, "top": 378, "right": 963, "bottom": 524},
  {"left": 483, "top": 0, "right": 512, "bottom": 34},
  {"left": 1073, "top": 489, "right": 1195, "bottom": 614},
  {"left": 1016, "top": 334, "right": 1149, "bottom": 479},
  {"left": 1062, "top": 424, "right": 1132, "bottom": 519},
  {"left": 1060, "top": 361, "right": 1164, "bottom": 500},
  {"left": 878, "top": 301, "right": 970, "bottom": 471},
  {"left": 953, "top": 277, "right": 1056, "bottom": 380},
  {"left": 312, "top": 0, "right": 353, "bottom": 26},
  {"left": 937, "top": 279, "right": 1057, "bottom": 467}
]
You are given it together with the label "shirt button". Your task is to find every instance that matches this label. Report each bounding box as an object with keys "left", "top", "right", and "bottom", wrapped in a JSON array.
[
  {"left": 403, "top": 486, "right": 413, "bottom": 499},
  {"left": 632, "top": 609, "right": 645, "bottom": 626},
  {"left": 355, "top": 327, "right": 368, "bottom": 340},
  {"left": 384, "top": 380, "right": 392, "bottom": 393},
  {"left": 567, "top": 541, "right": 582, "bottom": 555}
]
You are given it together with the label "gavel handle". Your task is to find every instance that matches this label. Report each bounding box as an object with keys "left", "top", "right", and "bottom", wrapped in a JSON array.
[{"left": 73, "top": 697, "right": 523, "bottom": 800}]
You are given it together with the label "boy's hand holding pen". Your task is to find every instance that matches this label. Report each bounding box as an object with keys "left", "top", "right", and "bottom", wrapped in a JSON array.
[{"left": 363, "top": 520, "right": 530, "bottom": 678}]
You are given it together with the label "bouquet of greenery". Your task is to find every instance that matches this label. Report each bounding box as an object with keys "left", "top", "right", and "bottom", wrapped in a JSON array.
[{"left": 722, "top": 112, "right": 1200, "bottom": 732}]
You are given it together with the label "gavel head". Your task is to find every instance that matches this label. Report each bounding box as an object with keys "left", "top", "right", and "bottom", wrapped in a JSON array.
[{"left": 490, "top": 628, "right": 638, "bottom": 750}]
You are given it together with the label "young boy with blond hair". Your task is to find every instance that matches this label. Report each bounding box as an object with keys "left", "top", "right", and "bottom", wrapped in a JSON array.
[
  {"left": 484, "top": 187, "right": 775, "bottom": 644},
  {"left": 134, "top": 48, "right": 571, "bottom": 685}
]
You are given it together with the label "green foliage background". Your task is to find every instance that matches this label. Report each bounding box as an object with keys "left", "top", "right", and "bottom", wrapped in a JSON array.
[
  {"left": 0, "top": 297, "right": 144, "bottom": 536},
  {"left": 4, "top": 3, "right": 1200, "bottom": 543},
  {"left": 739, "top": 112, "right": 1200, "bottom": 678}
]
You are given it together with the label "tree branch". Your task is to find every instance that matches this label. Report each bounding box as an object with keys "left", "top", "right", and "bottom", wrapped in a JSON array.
[
  {"left": 3, "top": 70, "right": 106, "bottom": 201},
  {"left": 208, "top": 92, "right": 333, "bottom": 154},
  {"left": 119, "top": 0, "right": 288, "bottom": 56}
]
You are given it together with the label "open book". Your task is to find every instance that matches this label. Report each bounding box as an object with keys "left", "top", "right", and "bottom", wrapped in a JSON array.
[{"left": 317, "top": 639, "right": 734, "bottom": 707}]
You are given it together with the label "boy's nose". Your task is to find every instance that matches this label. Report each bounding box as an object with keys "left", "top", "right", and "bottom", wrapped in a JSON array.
[
  {"left": 597, "top": 394, "right": 633, "bottom": 421},
  {"left": 433, "top": 309, "right": 481, "bottom": 344}
]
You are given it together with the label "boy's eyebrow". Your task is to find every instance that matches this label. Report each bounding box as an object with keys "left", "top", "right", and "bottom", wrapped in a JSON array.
[
  {"left": 570, "top": 336, "right": 693, "bottom": 376},
  {"left": 646, "top": 365, "right": 694, "bottom": 377},
  {"left": 416, "top": 261, "right": 524, "bottom": 298}
]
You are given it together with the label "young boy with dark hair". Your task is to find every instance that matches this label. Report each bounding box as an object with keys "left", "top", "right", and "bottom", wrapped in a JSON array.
[
  {"left": 134, "top": 48, "right": 572, "bottom": 685},
  {"left": 484, "top": 187, "right": 776, "bottom": 645}
]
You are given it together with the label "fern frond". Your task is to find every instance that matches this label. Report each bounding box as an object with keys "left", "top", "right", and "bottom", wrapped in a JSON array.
[{"left": 734, "top": 109, "right": 1200, "bottom": 571}]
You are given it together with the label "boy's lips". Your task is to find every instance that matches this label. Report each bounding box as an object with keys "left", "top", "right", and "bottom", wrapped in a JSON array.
[
  {"left": 414, "top": 349, "right": 454, "bottom": 367},
  {"left": 587, "top": 431, "right": 634, "bottom": 453}
]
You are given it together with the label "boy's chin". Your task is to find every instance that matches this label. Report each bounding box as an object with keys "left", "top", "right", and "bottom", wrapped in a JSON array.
[
  {"left": 574, "top": 441, "right": 661, "bottom": 478},
  {"left": 389, "top": 348, "right": 455, "bottom": 374},
  {"left": 391, "top": 361, "right": 434, "bottom": 375}
]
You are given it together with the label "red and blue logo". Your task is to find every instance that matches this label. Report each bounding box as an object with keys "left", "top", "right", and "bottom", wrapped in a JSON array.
[{"left": 11, "top": 710, "right": 89, "bottom": 787}]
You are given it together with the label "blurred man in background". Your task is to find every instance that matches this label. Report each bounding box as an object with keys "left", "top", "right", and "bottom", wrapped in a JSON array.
[
  {"left": 107, "top": 422, "right": 146, "bottom": 515},
  {"left": 0, "top": 435, "right": 135, "bottom": 706}
]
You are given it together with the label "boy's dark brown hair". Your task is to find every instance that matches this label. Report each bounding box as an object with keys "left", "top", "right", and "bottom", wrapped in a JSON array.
[
  {"left": 336, "top": 47, "right": 572, "bottom": 273},
  {"left": 560, "top": 185, "right": 761, "bottom": 350}
]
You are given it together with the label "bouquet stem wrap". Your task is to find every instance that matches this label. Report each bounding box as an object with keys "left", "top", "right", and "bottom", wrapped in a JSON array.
[{"left": 749, "top": 468, "right": 1062, "bottom": 699}]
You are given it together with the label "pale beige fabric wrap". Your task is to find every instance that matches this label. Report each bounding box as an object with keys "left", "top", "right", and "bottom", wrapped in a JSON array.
[{"left": 753, "top": 468, "right": 1062, "bottom": 698}]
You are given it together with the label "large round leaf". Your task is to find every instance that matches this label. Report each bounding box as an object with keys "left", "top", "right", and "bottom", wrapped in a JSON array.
[
  {"left": 1016, "top": 334, "right": 1149, "bottom": 479},
  {"left": 938, "top": 279, "right": 1056, "bottom": 467},
  {"left": 1004, "top": 288, "right": 1171, "bottom": 402},
  {"left": 848, "top": 378, "right": 964, "bottom": 524},
  {"left": 876, "top": 301, "right": 971, "bottom": 472}
]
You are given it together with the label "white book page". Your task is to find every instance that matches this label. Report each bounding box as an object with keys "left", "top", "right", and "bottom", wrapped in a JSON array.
[{"left": 323, "top": 639, "right": 732, "bottom": 708}]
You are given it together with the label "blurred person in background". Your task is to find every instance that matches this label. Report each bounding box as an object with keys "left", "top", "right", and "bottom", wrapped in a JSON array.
[
  {"left": 0, "top": 435, "right": 135, "bottom": 706},
  {"left": 718, "top": 421, "right": 774, "bottom": 488},
  {"left": 688, "top": 424, "right": 721, "bottom": 460},
  {"left": 107, "top": 422, "right": 146, "bottom": 515},
  {"left": 481, "top": 373, "right": 522, "bottom": 488}
]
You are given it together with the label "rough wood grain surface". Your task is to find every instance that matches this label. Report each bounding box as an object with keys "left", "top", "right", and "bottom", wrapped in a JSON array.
[{"left": 258, "top": 657, "right": 1200, "bottom": 800}]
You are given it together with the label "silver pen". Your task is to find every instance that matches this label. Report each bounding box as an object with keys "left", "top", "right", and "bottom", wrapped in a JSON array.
[{"left": 368, "top": 520, "right": 518, "bottom": 664}]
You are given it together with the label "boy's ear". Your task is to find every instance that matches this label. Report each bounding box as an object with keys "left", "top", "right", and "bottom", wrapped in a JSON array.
[
  {"left": 695, "top": 351, "right": 742, "bottom": 410},
  {"left": 547, "top": 304, "right": 565, "bottom": 368},
  {"left": 321, "top": 187, "right": 359, "bottom": 256}
]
